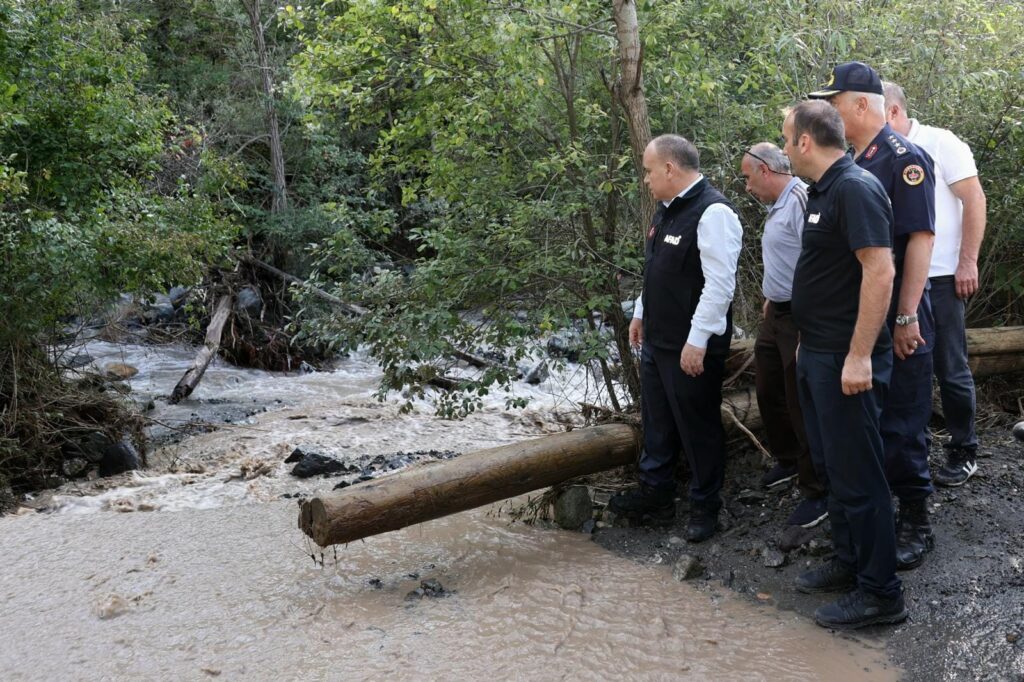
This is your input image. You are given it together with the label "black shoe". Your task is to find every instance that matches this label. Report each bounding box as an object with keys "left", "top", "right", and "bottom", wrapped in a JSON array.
[
  {"left": 761, "top": 463, "right": 798, "bottom": 489},
  {"left": 814, "top": 588, "right": 907, "bottom": 630},
  {"left": 934, "top": 447, "right": 978, "bottom": 487},
  {"left": 795, "top": 557, "right": 857, "bottom": 594},
  {"left": 895, "top": 500, "right": 935, "bottom": 570},
  {"left": 686, "top": 505, "right": 719, "bottom": 543},
  {"left": 786, "top": 497, "right": 829, "bottom": 528},
  {"left": 607, "top": 483, "right": 675, "bottom": 526}
]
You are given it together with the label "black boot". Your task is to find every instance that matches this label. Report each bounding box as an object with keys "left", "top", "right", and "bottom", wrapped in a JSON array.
[
  {"left": 814, "top": 588, "right": 908, "bottom": 630},
  {"left": 895, "top": 499, "right": 934, "bottom": 570},
  {"left": 686, "top": 504, "right": 719, "bottom": 543},
  {"left": 607, "top": 483, "right": 675, "bottom": 527}
]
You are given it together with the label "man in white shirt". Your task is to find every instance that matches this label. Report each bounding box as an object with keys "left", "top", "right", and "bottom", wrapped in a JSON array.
[
  {"left": 608, "top": 134, "right": 742, "bottom": 543},
  {"left": 884, "top": 81, "right": 988, "bottom": 487},
  {"left": 741, "top": 143, "right": 827, "bottom": 529}
]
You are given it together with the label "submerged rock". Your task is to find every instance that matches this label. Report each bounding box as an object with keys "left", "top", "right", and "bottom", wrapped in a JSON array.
[
  {"left": 523, "top": 360, "right": 549, "bottom": 385},
  {"left": 287, "top": 448, "right": 356, "bottom": 478},
  {"left": 553, "top": 486, "right": 592, "bottom": 531}
]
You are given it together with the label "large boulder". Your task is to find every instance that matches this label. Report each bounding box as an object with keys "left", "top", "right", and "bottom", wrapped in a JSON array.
[{"left": 67, "top": 431, "right": 141, "bottom": 477}]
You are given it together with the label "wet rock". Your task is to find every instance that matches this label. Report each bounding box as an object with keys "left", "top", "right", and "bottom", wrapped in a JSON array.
[
  {"left": 1013, "top": 421, "right": 1024, "bottom": 443},
  {"left": 62, "top": 352, "right": 94, "bottom": 369},
  {"left": 168, "top": 286, "right": 190, "bottom": 308},
  {"left": 288, "top": 449, "right": 356, "bottom": 478},
  {"left": 546, "top": 329, "right": 584, "bottom": 363},
  {"left": 103, "top": 363, "right": 139, "bottom": 380},
  {"left": 99, "top": 441, "right": 141, "bottom": 477},
  {"left": 234, "top": 286, "right": 263, "bottom": 318},
  {"left": 368, "top": 578, "right": 383, "bottom": 589},
  {"left": 779, "top": 525, "right": 817, "bottom": 551},
  {"left": 580, "top": 519, "right": 596, "bottom": 534},
  {"left": 420, "top": 578, "right": 446, "bottom": 596},
  {"left": 144, "top": 300, "right": 176, "bottom": 324},
  {"left": 405, "top": 588, "right": 425, "bottom": 601},
  {"left": 762, "top": 548, "right": 788, "bottom": 568},
  {"left": 523, "top": 360, "right": 549, "bottom": 385},
  {"left": 672, "top": 554, "right": 704, "bottom": 581},
  {"left": 553, "top": 486, "right": 592, "bottom": 531},
  {"left": 1006, "top": 632, "right": 1019, "bottom": 643},
  {"left": 332, "top": 480, "right": 351, "bottom": 491},
  {"left": 61, "top": 457, "right": 90, "bottom": 479},
  {"left": 668, "top": 536, "right": 684, "bottom": 546}
]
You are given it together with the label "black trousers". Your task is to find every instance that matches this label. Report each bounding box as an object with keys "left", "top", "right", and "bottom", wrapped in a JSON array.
[
  {"left": 882, "top": 286, "right": 935, "bottom": 502},
  {"left": 797, "top": 347, "right": 901, "bottom": 599},
  {"left": 639, "top": 342, "right": 726, "bottom": 511},
  {"left": 754, "top": 302, "right": 825, "bottom": 498}
]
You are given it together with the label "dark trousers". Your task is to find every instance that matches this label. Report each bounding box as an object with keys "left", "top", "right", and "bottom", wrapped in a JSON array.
[
  {"left": 797, "top": 348, "right": 900, "bottom": 599},
  {"left": 754, "top": 302, "right": 824, "bottom": 499},
  {"left": 929, "top": 275, "right": 978, "bottom": 451},
  {"left": 882, "top": 287, "right": 935, "bottom": 502},
  {"left": 639, "top": 343, "right": 727, "bottom": 510}
]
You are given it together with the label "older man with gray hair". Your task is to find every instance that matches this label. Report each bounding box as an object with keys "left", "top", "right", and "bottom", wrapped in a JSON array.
[
  {"left": 883, "top": 80, "right": 987, "bottom": 488},
  {"left": 741, "top": 143, "right": 827, "bottom": 528}
]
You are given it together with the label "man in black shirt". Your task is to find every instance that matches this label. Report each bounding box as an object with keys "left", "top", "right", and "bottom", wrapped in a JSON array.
[
  {"left": 783, "top": 100, "right": 906, "bottom": 629},
  {"left": 810, "top": 61, "right": 938, "bottom": 571}
]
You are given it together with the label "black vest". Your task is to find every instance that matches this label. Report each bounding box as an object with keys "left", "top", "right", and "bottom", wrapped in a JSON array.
[{"left": 642, "top": 178, "right": 734, "bottom": 354}]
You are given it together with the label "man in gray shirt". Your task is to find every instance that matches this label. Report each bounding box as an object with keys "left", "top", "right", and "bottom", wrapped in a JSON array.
[{"left": 741, "top": 143, "right": 827, "bottom": 528}]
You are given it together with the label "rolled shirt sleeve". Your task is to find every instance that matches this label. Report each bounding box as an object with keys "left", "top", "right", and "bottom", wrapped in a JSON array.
[{"left": 687, "top": 203, "right": 743, "bottom": 348}]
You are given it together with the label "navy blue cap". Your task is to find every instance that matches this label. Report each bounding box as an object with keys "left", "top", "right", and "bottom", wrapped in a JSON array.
[{"left": 808, "top": 61, "right": 883, "bottom": 98}]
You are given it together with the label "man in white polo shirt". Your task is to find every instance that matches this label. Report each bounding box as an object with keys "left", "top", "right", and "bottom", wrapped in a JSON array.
[{"left": 883, "top": 81, "right": 988, "bottom": 487}]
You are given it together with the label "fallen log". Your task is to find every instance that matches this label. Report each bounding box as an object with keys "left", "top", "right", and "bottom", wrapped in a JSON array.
[
  {"left": 170, "top": 295, "right": 233, "bottom": 404},
  {"left": 299, "top": 422, "right": 641, "bottom": 547}
]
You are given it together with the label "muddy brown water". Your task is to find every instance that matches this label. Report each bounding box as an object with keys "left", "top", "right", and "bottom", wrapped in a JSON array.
[{"left": 0, "top": 342, "right": 900, "bottom": 680}]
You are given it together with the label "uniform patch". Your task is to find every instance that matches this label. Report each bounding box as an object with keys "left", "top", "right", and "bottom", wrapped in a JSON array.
[
  {"left": 902, "top": 164, "right": 925, "bottom": 186},
  {"left": 808, "top": 213, "right": 820, "bottom": 224},
  {"left": 647, "top": 225, "right": 656, "bottom": 239},
  {"left": 663, "top": 234, "right": 681, "bottom": 246},
  {"left": 865, "top": 144, "right": 878, "bottom": 159}
]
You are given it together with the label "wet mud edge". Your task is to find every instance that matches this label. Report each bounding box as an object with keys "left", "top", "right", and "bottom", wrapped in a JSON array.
[{"left": 589, "top": 429, "right": 1024, "bottom": 680}]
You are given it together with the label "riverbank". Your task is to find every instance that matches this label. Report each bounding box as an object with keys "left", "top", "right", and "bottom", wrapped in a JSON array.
[{"left": 592, "top": 428, "right": 1024, "bottom": 679}]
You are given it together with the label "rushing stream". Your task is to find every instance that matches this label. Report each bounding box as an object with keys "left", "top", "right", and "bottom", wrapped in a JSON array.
[{"left": 0, "top": 341, "right": 899, "bottom": 680}]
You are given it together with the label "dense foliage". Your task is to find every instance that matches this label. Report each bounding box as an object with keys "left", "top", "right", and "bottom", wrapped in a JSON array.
[{"left": 288, "top": 0, "right": 1024, "bottom": 414}]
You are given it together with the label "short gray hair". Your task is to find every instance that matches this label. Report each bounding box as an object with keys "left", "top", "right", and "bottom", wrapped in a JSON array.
[
  {"left": 746, "top": 142, "right": 791, "bottom": 173},
  {"left": 652, "top": 134, "right": 700, "bottom": 171},
  {"left": 882, "top": 80, "right": 907, "bottom": 110}
]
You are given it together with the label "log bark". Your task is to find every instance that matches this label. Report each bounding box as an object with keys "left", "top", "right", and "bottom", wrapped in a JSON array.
[
  {"left": 240, "top": 253, "right": 368, "bottom": 316},
  {"left": 169, "top": 295, "right": 233, "bottom": 404},
  {"left": 299, "top": 423, "right": 641, "bottom": 547}
]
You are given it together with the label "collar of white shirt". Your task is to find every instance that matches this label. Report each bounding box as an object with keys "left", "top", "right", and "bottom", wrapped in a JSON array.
[{"left": 661, "top": 174, "right": 704, "bottom": 207}]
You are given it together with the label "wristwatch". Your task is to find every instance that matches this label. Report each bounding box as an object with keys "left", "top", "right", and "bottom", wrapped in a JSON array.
[{"left": 895, "top": 313, "right": 918, "bottom": 326}]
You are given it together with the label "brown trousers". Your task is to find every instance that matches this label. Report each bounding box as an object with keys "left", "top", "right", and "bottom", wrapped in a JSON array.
[{"left": 754, "top": 302, "right": 824, "bottom": 499}]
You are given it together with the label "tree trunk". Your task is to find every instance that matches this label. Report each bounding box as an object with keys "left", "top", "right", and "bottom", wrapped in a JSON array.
[
  {"left": 298, "top": 423, "right": 641, "bottom": 547},
  {"left": 170, "top": 295, "right": 233, "bottom": 404},
  {"left": 241, "top": 0, "right": 287, "bottom": 212},
  {"left": 611, "top": 0, "right": 653, "bottom": 234}
]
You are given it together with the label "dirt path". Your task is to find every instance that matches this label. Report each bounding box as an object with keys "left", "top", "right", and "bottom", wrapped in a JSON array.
[{"left": 592, "top": 428, "right": 1024, "bottom": 680}]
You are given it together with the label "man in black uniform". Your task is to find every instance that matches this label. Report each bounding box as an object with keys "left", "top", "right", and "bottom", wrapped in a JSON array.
[
  {"left": 783, "top": 100, "right": 905, "bottom": 629},
  {"left": 608, "top": 134, "right": 742, "bottom": 543},
  {"left": 811, "top": 62, "right": 938, "bottom": 570}
]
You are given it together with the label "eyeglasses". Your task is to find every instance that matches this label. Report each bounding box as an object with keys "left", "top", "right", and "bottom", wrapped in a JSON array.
[{"left": 744, "top": 150, "right": 792, "bottom": 176}]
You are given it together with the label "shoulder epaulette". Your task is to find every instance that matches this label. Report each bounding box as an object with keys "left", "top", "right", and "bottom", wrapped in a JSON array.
[{"left": 885, "top": 133, "right": 909, "bottom": 156}]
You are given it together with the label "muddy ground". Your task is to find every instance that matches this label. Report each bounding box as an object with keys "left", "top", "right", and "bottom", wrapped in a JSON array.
[{"left": 592, "top": 428, "right": 1024, "bottom": 681}]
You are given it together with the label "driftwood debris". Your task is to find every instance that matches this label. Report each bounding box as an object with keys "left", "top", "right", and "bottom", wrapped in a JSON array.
[
  {"left": 170, "top": 295, "right": 233, "bottom": 404},
  {"left": 299, "top": 423, "right": 641, "bottom": 547}
]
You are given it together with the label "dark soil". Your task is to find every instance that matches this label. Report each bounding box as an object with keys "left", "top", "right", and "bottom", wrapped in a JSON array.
[{"left": 592, "top": 428, "right": 1024, "bottom": 681}]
